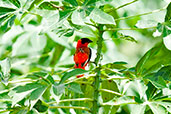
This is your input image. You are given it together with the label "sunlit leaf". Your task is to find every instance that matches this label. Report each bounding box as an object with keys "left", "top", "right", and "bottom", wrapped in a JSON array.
[
  {"left": 163, "top": 34, "right": 171, "bottom": 50},
  {"left": 71, "top": 10, "right": 85, "bottom": 25},
  {"left": 103, "top": 96, "right": 135, "bottom": 106},
  {"left": 130, "top": 104, "right": 146, "bottom": 114},
  {"left": 89, "top": 8, "right": 116, "bottom": 25},
  {"left": 0, "top": 58, "right": 11, "bottom": 84},
  {"left": 148, "top": 102, "right": 167, "bottom": 114}
]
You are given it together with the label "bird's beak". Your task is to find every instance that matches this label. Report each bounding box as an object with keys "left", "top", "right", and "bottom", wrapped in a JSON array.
[{"left": 88, "top": 39, "right": 93, "bottom": 43}]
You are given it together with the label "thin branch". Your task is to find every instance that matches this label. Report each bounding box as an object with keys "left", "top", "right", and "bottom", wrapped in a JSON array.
[
  {"left": 104, "top": 26, "right": 156, "bottom": 31},
  {"left": 49, "top": 106, "right": 91, "bottom": 112},
  {"left": 115, "top": 6, "right": 167, "bottom": 21},
  {"left": 48, "top": 98, "right": 93, "bottom": 105},
  {"left": 99, "top": 89, "right": 123, "bottom": 96},
  {"left": 115, "top": 0, "right": 138, "bottom": 10}
]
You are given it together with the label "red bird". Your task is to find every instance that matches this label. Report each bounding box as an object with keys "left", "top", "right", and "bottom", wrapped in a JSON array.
[{"left": 74, "top": 38, "right": 92, "bottom": 78}]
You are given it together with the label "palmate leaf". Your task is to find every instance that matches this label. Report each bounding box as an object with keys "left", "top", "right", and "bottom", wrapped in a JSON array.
[
  {"left": 157, "top": 2, "right": 171, "bottom": 37},
  {"left": 9, "top": 82, "right": 48, "bottom": 108},
  {"left": 157, "top": 22, "right": 171, "bottom": 37},
  {"left": 0, "top": 7, "right": 17, "bottom": 32},
  {"left": 130, "top": 104, "right": 146, "bottom": 114},
  {"left": 148, "top": 102, "right": 167, "bottom": 114},
  {"left": 135, "top": 42, "right": 171, "bottom": 77},
  {"left": 7, "top": 0, "right": 21, "bottom": 8}
]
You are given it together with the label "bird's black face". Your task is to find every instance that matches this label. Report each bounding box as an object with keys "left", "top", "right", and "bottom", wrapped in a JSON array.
[{"left": 81, "top": 38, "right": 93, "bottom": 44}]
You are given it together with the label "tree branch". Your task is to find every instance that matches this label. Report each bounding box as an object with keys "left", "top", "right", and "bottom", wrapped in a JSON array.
[
  {"left": 92, "top": 25, "right": 104, "bottom": 114},
  {"left": 115, "top": 6, "right": 167, "bottom": 21}
]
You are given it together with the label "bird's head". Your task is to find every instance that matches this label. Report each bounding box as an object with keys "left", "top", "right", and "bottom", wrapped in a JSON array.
[{"left": 77, "top": 38, "right": 93, "bottom": 48}]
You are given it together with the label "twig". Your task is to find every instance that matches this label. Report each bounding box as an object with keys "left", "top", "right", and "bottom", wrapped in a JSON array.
[
  {"left": 49, "top": 106, "right": 91, "bottom": 112},
  {"left": 48, "top": 98, "right": 93, "bottom": 104},
  {"left": 104, "top": 26, "right": 156, "bottom": 31},
  {"left": 99, "top": 89, "right": 123, "bottom": 96},
  {"left": 115, "top": 6, "right": 167, "bottom": 21},
  {"left": 115, "top": 0, "right": 138, "bottom": 10}
]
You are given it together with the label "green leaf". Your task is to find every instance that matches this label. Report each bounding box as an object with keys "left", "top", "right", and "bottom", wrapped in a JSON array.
[
  {"left": 136, "top": 20, "right": 156, "bottom": 28},
  {"left": 0, "top": 58, "right": 11, "bottom": 84},
  {"left": 21, "top": 0, "right": 44, "bottom": 19},
  {"left": 155, "top": 65, "right": 171, "bottom": 81},
  {"left": 156, "top": 102, "right": 171, "bottom": 113},
  {"left": 148, "top": 102, "right": 167, "bottom": 114},
  {"left": 165, "top": 2, "right": 171, "bottom": 22},
  {"left": 29, "top": 85, "right": 47, "bottom": 100},
  {"left": 163, "top": 34, "right": 171, "bottom": 50},
  {"left": 8, "top": 0, "right": 21, "bottom": 8},
  {"left": 135, "top": 42, "right": 171, "bottom": 77},
  {"left": 117, "top": 32, "right": 137, "bottom": 43},
  {"left": 102, "top": 61, "right": 127, "bottom": 70},
  {"left": 38, "top": 1, "right": 60, "bottom": 10},
  {"left": 33, "top": 100, "right": 48, "bottom": 112},
  {"left": 101, "top": 80, "right": 119, "bottom": 102},
  {"left": 89, "top": 8, "right": 116, "bottom": 25},
  {"left": 53, "top": 83, "right": 65, "bottom": 96},
  {"left": 103, "top": 96, "right": 135, "bottom": 106},
  {"left": 0, "top": 7, "right": 16, "bottom": 16},
  {"left": 130, "top": 104, "right": 146, "bottom": 114},
  {"left": 50, "top": 44, "right": 65, "bottom": 67},
  {"left": 125, "top": 80, "right": 147, "bottom": 99},
  {"left": 157, "top": 22, "right": 171, "bottom": 37},
  {"left": 150, "top": 76, "right": 167, "bottom": 89},
  {"left": 0, "top": 13, "right": 16, "bottom": 32},
  {"left": 71, "top": 10, "right": 85, "bottom": 25},
  {"left": 9, "top": 87, "right": 36, "bottom": 107},
  {"left": 67, "top": 82, "right": 83, "bottom": 94},
  {"left": 59, "top": 69, "right": 88, "bottom": 84},
  {"left": 64, "top": 0, "right": 78, "bottom": 6}
]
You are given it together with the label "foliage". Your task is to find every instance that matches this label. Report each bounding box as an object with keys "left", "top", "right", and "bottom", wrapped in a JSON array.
[{"left": 0, "top": 0, "right": 171, "bottom": 114}]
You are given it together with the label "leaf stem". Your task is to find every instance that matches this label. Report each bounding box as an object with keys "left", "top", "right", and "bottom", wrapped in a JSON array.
[
  {"left": 115, "top": 6, "right": 167, "bottom": 21},
  {"left": 48, "top": 98, "right": 93, "bottom": 104},
  {"left": 99, "top": 89, "right": 123, "bottom": 96},
  {"left": 115, "top": 0, "right": 138, "bottom": 10},
  {"left": 104, "top": 26, "right": 156, "bottom": 31},
  {"left": 49, "top": 106, "right": 91, "bottom": 112}
]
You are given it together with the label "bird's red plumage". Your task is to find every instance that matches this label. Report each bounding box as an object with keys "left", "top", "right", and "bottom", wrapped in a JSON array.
[{"left": 74, "top": 38, "right": 92, "bottom": 78}]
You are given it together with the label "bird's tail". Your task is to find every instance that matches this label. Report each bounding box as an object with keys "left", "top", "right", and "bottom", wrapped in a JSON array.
[{"left": 74, "top": 64, "right": 85, "bottom": 78}]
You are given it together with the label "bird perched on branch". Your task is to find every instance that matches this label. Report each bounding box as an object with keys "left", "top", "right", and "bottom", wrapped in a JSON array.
[{"left": 74, "top": 38, "right": 92, "bottom": 78}]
